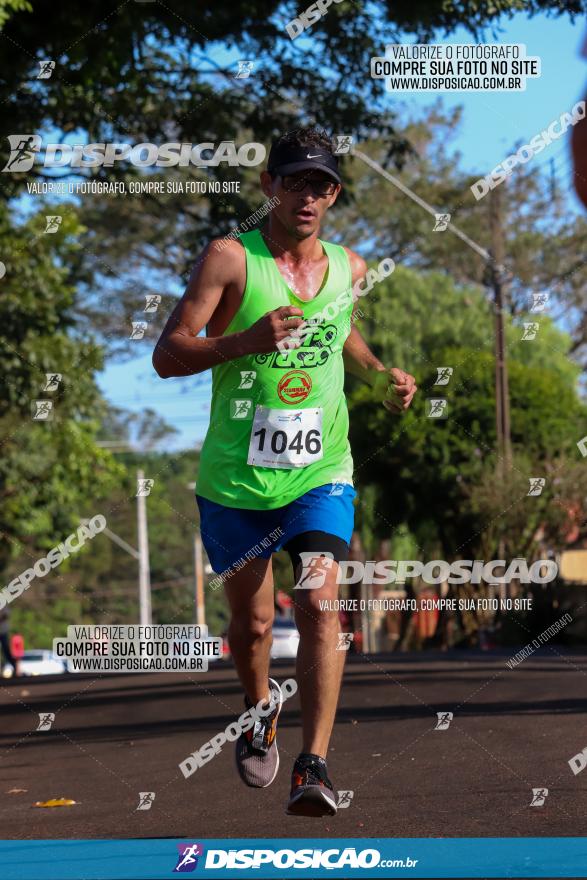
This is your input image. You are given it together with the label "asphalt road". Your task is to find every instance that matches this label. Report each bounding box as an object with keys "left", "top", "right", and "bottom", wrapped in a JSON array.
[{"left": 1, "top": 650, "right": 587, "bottom": 840}]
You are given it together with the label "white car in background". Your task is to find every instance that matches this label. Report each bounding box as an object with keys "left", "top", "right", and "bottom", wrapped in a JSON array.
[
  {"left": 2, "top": 650, "right": 67, "bottom": 677},
  {"left": 270, "top": 618, "right": 300, "bottom": 660}
]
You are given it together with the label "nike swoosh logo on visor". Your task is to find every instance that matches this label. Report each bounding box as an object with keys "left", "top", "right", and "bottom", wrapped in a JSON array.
[{"left": 306, "top": 153, "right": 323, "bottom": 158}]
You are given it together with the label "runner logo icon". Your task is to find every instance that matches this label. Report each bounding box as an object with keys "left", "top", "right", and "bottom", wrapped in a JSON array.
[
  {"left": 3, "top": 135, "right": 41, "bottom": 172},
  {"left": 295, "top": 552, "right": 334, "bottom": 589},
  {"left": 174, "top": 843, "right": 204, "bottom": 872},
  {"left": 277, "top": 411, "right": 303, "bottom": 423}
]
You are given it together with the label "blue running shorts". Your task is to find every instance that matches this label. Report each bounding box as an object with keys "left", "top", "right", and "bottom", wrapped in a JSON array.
[{"left": 196, "top": 483, "right": 356, "bottom": 576}]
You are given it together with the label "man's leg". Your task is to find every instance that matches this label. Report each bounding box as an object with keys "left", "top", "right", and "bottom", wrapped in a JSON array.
[
  {"left": 224, "top": 556, "right": 274, "bottom": 705},
  {"left": 224, "top": 557, "right": 283, "bottom": 788},
  {"left": 293, "top": 557, "right": 344, "bottom": 757},
  {"left": 285, "top": 534, "right": 348, "bottom": 817}
]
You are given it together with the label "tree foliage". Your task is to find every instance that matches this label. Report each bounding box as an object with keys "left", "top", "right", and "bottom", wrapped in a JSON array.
[
  {"left": 0, "top": 201, "right": 122, "bottom": 571},
  {"left": 347, "top": 264, "right": 587, "bottom": 558}
]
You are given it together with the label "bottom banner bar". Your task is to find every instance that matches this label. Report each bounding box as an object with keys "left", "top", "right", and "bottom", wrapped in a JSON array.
[{"left": 0, "top": 837, "right": 586, "bottom": 879}]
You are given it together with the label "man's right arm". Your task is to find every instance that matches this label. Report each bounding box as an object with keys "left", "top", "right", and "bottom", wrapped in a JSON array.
[{"left": 152, "top": 239, "right": 303, "bottom": 378}]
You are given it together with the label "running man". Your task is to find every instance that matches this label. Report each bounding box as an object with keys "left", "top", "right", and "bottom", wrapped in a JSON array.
[{"left": 153, "top": 127, "right": 417, "bottom": 817}]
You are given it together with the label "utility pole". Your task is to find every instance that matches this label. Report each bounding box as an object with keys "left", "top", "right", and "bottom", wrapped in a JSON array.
[
  {"left": 489, "top": 185, "right": 512, "bottom": 473},
  {"left": 360, "top": 578, "right": 370, "bottom": 654},
  {"left": 489, "top": 188, "right": 512, "bottom": 599},
  {"left": 95, "top": 444, "right": 154, "bottom": 625},
  {"left": 187, "top": 482, "right": 206, "bottom": 629},
  {"left": 193, "top": 533, "right": 206, "bottom": 628},
  {"left": 549, "top": 157, "right": 557, "bottom": 201},
  {"left": 137, "top": 468, "right": 152, "bottom": 626}
]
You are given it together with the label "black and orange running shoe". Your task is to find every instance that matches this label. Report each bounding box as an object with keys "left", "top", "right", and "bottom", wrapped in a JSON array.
[
  {"left": 286, "top": 753, "right": 337, "bottom": 817},
  {"left": 235, "top": 677, "right": 282, "bottom": 788}
]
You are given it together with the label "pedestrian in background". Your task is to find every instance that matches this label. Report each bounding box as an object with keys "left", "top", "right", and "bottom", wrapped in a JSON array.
[{"left": 0, "top": 608, "right": 18, "bottom": 676}]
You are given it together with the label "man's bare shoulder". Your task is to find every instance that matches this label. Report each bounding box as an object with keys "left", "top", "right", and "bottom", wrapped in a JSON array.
[
  {"left": 342, "top": 246, "right": 367, "bottom": 283},
  {"left": 191, "top": 237, "right": 246, "bottom": 286}
]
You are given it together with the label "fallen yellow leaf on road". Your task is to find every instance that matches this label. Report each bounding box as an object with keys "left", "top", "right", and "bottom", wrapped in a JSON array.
[{"left": 33, "top": 798, "right": 76, "bottom": 808}]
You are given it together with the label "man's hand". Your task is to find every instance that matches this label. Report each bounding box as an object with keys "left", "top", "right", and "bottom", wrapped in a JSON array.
[
  {"left": 239, "top": 305, "right": 305, "bottom": 354},
  {"left": 371, "top": 368, "right": 417, "bottom": 414}
]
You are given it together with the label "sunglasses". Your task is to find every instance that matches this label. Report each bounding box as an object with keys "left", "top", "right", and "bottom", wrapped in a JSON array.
[{"left": 280, "top": 174, "right": 338, "bottom": 196}]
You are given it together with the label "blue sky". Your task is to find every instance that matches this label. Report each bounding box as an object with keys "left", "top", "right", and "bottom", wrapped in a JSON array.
[{"left": 98, "top": 10, "right": 587, "bottom": 451}]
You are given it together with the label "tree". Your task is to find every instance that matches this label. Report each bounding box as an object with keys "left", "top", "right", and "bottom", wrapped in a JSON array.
[
  {"left": 326, "top": 107, "right": 587, "bottom": 364},
  {"left": 346, "top": 264, "right": 587, "bottom": 558},
  {"left": 0, "top": 201, "right": 122, "bottom": 571},
  {"left": 0, "top": 1, "right": 582, "bottom": 342}
]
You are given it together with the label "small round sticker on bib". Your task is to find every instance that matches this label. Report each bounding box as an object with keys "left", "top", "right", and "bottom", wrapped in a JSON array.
[{"left": 277, "top": 370, "right": 312, "bottom": 404}]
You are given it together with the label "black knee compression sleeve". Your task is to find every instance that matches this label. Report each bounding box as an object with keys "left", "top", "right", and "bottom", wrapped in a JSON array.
[{"left": 284, "top": 530, "right": 350, "bottom": 578}]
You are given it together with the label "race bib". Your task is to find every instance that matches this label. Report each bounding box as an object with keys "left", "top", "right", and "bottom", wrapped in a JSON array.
[{"left": 247, "top": 406, "right": 323, "bottom": 469}]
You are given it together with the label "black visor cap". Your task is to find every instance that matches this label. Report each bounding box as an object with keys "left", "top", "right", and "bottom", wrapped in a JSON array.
[{"left": 267, "top": 141, "right": 341, "bottom": 185}]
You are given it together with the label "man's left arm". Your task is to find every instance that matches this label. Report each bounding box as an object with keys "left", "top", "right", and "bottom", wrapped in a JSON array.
[{"left": 342, "top": 249, "right": 417, "bottom": 414}]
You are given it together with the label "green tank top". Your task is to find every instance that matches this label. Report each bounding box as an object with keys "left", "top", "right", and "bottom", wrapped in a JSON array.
[{"left": 196, "top": 228, "right": 354, "bottom": 509}]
